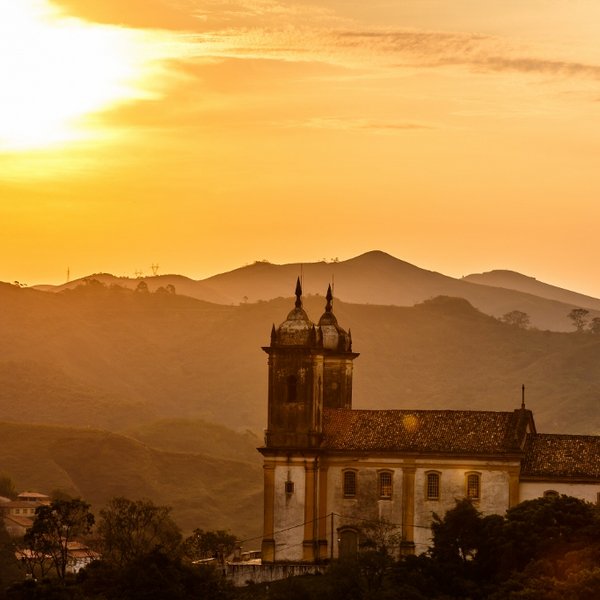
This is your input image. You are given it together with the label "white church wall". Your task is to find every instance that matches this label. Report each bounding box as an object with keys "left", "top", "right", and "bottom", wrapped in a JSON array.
[{"left": 520, "top": 481, "right": 600, "bottom": 504}]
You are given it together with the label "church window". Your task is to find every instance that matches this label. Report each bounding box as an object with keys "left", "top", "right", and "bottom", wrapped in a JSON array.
[
  {"left": 426, "top": 472, "right": 440, "bottom": 500},
  {"left": 543, "top": 490, "right": 559, "bottom": 499},
  {"left": 466, "top": 473, "right": 481, "bottom": 500},
  {"left": 378, "top": 471, "right": 393, "bottom": 499},
  {"left": 286, "top": 375, "right": 297, "bottom": 402},
  {"left": 343, "top": 470, "right": 357, "bottom": 498}
]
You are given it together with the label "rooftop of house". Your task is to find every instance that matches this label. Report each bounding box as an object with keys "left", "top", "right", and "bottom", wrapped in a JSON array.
[
  {"left": 4, "top": 514, "right": 34, "bottom": 528},
  {"left": 17, "top": 492, "right": 50, "bottom": 501},
  {"left": 321, "top": 408, "right": 534, "bottom": 455},
  {"left": 521, "top": 434, "right": 600, "bottom": 480}
]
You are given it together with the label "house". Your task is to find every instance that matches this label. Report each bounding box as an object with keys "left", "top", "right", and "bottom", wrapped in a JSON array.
[
  {"left": 1, "top": 492, "right": 51, "bottom": 538},
  {"left": 258, "top": 281, "right": 600, "bottom": 562}
]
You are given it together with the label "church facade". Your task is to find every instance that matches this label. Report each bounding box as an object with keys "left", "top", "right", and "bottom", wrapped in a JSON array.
[{"left": 259, "top": 282, "right": 600, "bottom": 562}]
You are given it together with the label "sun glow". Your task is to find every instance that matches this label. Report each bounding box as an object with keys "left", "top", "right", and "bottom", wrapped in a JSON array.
[{"left": 0, "top": 0, "right": 157, "bottom": 151}]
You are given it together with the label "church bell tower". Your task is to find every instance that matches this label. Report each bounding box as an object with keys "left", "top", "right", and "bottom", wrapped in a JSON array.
[
  {"left": 263, "top": 280, "right": 359, "bottom": 448},
  {"left": 260, "top": 280, "right": 359, "bottom": 562}
]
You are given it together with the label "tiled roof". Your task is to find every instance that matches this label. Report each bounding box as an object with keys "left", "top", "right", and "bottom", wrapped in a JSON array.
[
  {"left": 17, "top": 492, "right": 50, "bottom": 500},
  {"left": 521, "top": 434, "right": 600, "bottom": 480},
  {"left": 4, "top": 514, "right": 33, "bottom": 528},
  {"left": 322, "top": 408, "right": 531, "bottom": 455},
  {"left": 1, "top": 501, "right": 43, "bottom": 509}
]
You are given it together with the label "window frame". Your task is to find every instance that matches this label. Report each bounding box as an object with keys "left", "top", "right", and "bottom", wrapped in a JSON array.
[
  {"left": 465, "top": 472, "right": 481, "bottom": 501},
  {"left": 425, "top": 471, "right": 441, "bottom": 501},
  {"left": 286, "top": 374, "right": 298, "bottom": 403},
  {"left": 342, "top": 469, "right": 357, "bottom": 498},
  {"left": 378, "top": 470, "right": 393, "bottom": 499}
]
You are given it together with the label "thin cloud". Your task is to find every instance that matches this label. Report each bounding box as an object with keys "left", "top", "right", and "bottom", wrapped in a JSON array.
[{"left": 285, "top": 117, "right": 434, "bottom": 133}]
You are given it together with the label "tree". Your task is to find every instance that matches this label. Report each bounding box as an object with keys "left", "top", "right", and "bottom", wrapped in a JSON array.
[
  {"left": 80, "top": 550, "right": 235, "bottom": 600},
  {"left": 97, "top": 497, "right": 181, "bottom": 568},
  {"left": 501, "top": 310, "right": 530, "bottom": 329},
  {"left": 568, "top": 308, "right": 589, "bottom": 332},
  {"left": 431, "top": 498, "right": 484, "bottom": 566},
  {"left": 500, "top": 494, "right": 598, "bottom": 575},
  {"left": 0, "top": 475, "right": 17, "bottom": 500},
  {"left": 0, "top": 521, "right": 21, "bottom": 592},
  {"left": 23, "top": 498, "right": 95, "bottom": 581},
  {"left": 182, "top": 529, "right": 237, "bottom": 563},
  {"left": 589, "top": 317, "right": 600, "bottom": 335},
  {"left": 135, "top": 280, "right": 149, "bottom": 294}
]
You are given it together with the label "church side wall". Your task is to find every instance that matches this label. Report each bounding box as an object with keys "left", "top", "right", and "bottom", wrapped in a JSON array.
[
  {"left": 413, "top": 463, "right": 512, "bottom": 552},
  {"left": 520, "top": 481, "right": 600, "bottom": 503},
  {"left": 327, "top": 461, "right": 404, "bottom": 559},
  {"left": 323, "top": 458, "right": 515, "bottom": 557}
]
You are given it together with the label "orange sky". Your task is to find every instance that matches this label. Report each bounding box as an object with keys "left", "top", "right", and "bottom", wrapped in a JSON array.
[{"left": 1, "top": 0, "right": 600, "bottom": 297}]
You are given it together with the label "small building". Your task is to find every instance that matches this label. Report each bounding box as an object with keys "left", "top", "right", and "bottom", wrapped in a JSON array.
[
  {"left": 1, "top": 491, "right": 51, "bottom": 538},
  {"left": 259, "top": 282, "right": 600, "bottom": 562}
]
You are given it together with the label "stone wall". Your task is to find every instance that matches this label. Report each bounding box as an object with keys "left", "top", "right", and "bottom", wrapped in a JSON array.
[{"left": 226, "top": 563, "right": 325, "bottom": 587}]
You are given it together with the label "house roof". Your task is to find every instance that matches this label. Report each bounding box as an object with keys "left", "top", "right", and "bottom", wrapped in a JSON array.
[
  {"left": 2, "top": 501, "right": 43, "bottom": 509},
  {"left": 322, "top": 408, "right": 533, "bottom": 455},
  {"left": 4, "top": 514, "right": 34, "bottom": 528},
  {"left": 17, "top": 492, "right": 50, "bottom": 500},
  {"left": 521, "top": 434, "right": 600, "bottom": 480}
]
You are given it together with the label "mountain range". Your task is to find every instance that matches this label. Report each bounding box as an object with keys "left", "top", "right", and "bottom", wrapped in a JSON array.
[
  {"left": 2, "top": 250, "right": 599, "bottom": 536},
  {"left": 33, "top": 251, "right": 600, "bottom": 332}
]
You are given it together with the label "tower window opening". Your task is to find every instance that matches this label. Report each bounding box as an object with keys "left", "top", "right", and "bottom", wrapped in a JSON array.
[
  {"left": 285, "top": 480, "right": 294, "bottom": 494},
  {"left": 286, "top": 375, "right": 298, "bottom": 403}
]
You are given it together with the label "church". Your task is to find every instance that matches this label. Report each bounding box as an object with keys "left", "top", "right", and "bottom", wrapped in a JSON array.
[{"left": 258, "top": 281, "right": 600, "bottom": 562}]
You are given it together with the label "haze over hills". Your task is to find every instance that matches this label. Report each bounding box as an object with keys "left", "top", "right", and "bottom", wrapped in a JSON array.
[
  {"left": 3, "top": 268, "right": 600, "bottom": 537},
  {"left": 33, "top": 251, "right": 600, "bottom": 331},
  {"left": 0, "top": 420, "right": 263, "bottom": 538},
  {"left": 0, "top": 280, "right": 598, "bottom": 437},
  {"left": 462, "top": 269, "right": 600, "bottom": 313}
]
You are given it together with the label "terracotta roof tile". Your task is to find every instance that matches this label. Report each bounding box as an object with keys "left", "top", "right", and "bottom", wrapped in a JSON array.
[
  {"left": 4, "top": 514, "right": 33, "bottom": 527},
  {"left": 322, "top": 408, "right": 530, "bottom": 454},
  {"left": 521, "top": 434, "right": 600, "bottom": 479}
]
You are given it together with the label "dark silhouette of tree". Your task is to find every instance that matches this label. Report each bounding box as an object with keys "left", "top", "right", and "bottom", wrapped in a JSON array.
[
  {"left": 589, "top": 317, "right": 600, "bottom": 335},
  {"left": 568, "top": 308, "right": 589, "bottom": 332},
  {"left": 23, "top": 498, "right": 94, "bottom": 581},
  {"left": 0, "top": 520, "right": 21, "bottom": 592},
  {"left": 182, "top": 529, "right": 237, "bottom": 563},
  {"left": 97, "top": 497, "right": 181, "bottom": 569},
  {"left": 0, "top": 475, "right": 17, "bottom": 500},
  {"left": 135, "top": 280, "right": 149, "bottom": 293},
  {"left": 501, "top": 310, "right": 530, "bottom": 329},
  {"left": 80, "top": 550, "right": 235, "bottom": 600}
]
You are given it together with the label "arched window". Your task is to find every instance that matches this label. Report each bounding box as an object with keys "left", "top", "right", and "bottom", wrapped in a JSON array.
[
  {"left": 466, "top": 473, "right": 480, "bottom": 500},
  {"left": 426, "top": 471, "right": 440, "bottom": 500},
  {"left": 343, "top": 470, "right": 357, "bottom": 498},
  {"left": 378, "top": 471, "right": 393, "bottom": 499},
  {"left": 338, "top": 528, "right": 358, "bottom": 559},
  {"left": 286, "top": 375, "right": 297, "bottom": 402}
]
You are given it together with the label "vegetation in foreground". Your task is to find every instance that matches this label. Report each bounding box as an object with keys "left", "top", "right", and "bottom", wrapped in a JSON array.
[{"left": 1, "top": 494, "right": 598, "bottom": 599}]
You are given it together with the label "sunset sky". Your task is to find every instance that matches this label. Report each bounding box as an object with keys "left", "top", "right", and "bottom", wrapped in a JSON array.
[{"left": 2, "top": 0, "right": 600, "bottom": 296}]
